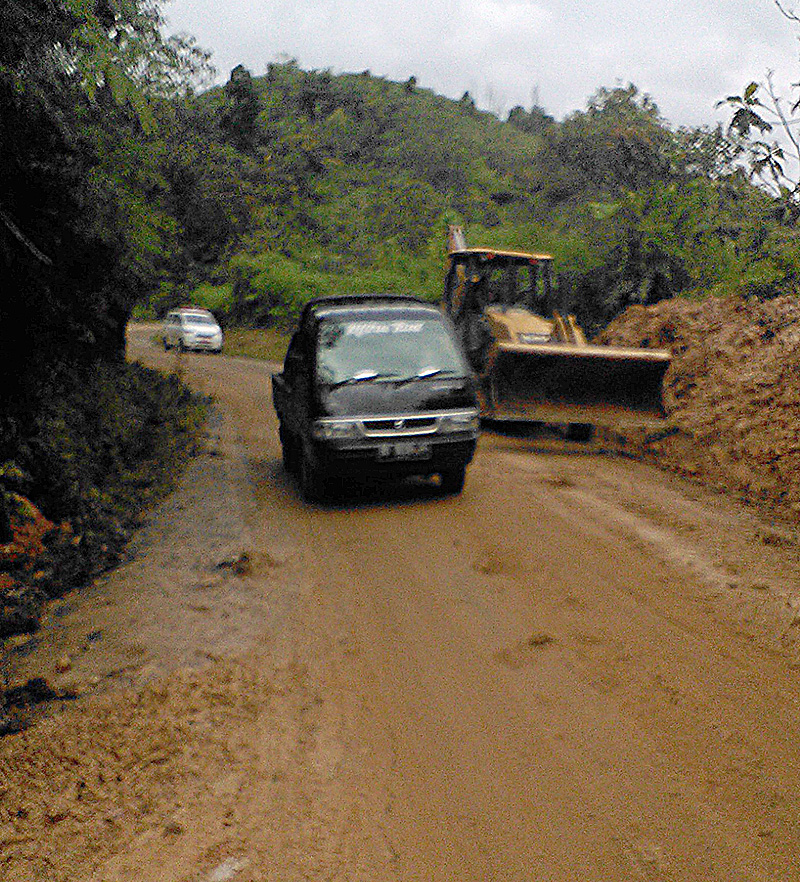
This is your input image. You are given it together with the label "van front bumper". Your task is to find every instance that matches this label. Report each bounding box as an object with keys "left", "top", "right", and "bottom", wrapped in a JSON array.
[{"left": 311, "top": 435, "right": 478, "bottom": 478}]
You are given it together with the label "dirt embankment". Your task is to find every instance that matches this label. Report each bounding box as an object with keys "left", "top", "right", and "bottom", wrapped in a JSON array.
[{"left": 598, "top": 294, "right": 800, "bottom": 520}]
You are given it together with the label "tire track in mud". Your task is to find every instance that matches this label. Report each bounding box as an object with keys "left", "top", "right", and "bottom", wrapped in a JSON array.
[{"left": 5, "top": 331, "right": 800, "bottom": 880}]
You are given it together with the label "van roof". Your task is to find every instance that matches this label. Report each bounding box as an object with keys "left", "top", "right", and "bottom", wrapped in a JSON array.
[{"left": 303, "top": 293, "right": 437, "bottom": 320}]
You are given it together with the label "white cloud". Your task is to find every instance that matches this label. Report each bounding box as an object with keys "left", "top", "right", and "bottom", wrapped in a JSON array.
[
  {"left": 468, "top": 0, "right": 550, "bottom": 32},
  {"left": 164, "top": 0, "right": 800, "bottom": 128}
]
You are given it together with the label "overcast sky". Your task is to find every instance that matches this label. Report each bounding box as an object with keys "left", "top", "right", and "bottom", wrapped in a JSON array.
[{"left": 164, "top": 0, "right": 800, "bottom": 130}]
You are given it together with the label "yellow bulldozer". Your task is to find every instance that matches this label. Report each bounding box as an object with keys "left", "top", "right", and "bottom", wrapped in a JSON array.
[{"left": 443, "top": 227, "right": 671, "bottom": 436}]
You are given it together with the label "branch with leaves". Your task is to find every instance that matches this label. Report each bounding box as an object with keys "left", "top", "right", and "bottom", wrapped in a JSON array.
[
  {"left": 62, "top": 0, "right": 215, "bottom": 131},
  {"left": 718, "top": 1, "right": 800, "bottom": 215},
  {"left": 3, "top": 1, "right": 214, "bottom": 132},
  {"left": 719, "top": 73, "right": 800, "bottom": 217}
]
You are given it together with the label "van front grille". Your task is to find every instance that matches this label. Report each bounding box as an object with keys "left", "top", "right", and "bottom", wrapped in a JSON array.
[{"left": 361, "top": 416, "right": 437, "bottom": 436}]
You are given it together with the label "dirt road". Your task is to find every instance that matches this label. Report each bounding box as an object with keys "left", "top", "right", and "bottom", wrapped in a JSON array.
[{"left": 4, "top": 325, "right": 800, "bottom": 881}]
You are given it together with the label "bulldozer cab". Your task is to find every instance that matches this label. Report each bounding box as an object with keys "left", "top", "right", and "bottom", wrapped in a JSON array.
[
  {"left": 442, "top": 239, "right": 671, "bottom": 428},
  {"left": 444, "top": 249, "right": 556, "bottom": 374},
  {"left": 444, "top": 249, "right": 554, "bottom": 318}
]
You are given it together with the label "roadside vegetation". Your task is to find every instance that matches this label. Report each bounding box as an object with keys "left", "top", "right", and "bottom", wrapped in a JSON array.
[
  {"left": 1, "top": 0, "right": 211, "bottom": 636},
  {"left": 0, "top": 366, "right": 206, "bottom": 637},
  {"left": 220, "top": 327, "right": 292, "bottom": 362},
  {"left": 3, "top": 0, "right": 800, "bottom": 635}
]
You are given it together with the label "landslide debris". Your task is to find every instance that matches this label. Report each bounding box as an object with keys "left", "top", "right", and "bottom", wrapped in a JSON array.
[{"left": 597, "top": 294, "right": 800, "bottom": 518}]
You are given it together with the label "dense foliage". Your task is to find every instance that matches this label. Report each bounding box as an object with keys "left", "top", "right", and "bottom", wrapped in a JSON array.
[
  {"left": 0, "top": 362, "right": 206, "bottom": 636},
  {"left": 0, "top": 0, "right": 209, "bottom": 617},
  {"left": 1, "top": 0, "right": 210, "bottom": 381},
  {"left": 149, "top": 64, "right": 800, "bottom": 337}
]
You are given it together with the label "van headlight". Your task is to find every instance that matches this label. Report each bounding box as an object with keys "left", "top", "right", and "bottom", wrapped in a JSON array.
[
  {"left": 438, "top": 410, "right": 480, "bottom": 433},
  {"left": 312, "top": 418, "right": 362, "bottom": 440}
]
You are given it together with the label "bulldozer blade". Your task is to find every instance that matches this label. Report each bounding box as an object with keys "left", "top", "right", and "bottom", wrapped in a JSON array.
[{"left": 483, "top": 342, "right": 671, "bottom": 428}]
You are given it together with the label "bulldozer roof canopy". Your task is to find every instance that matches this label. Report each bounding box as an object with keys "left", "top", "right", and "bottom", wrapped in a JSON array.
[{"left": 449, "top": 247, "right": 553, "bottom": 262}]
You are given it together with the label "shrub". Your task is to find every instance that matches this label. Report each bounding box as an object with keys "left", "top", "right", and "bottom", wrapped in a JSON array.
[{"left": 0, "top": 361, "right": 207, "bottom": 636}]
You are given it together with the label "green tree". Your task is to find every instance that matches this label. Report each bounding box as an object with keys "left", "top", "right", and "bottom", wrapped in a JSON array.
[
  {"left": 507, "top": 104, "right": 555, "bottom": 136},
  {"left": 536, "top": 84, "right": 673, "bottom": 201},
  {"left": 219, "top": 64, "right": 261, "bottom": 152},
  {"left": 719, "top": 2, "right": 800, "bottom": 220},
  {"left": 1, "top": 0, "right": 210, "bottom": 386},
  {"left": 719, "top": 75, "right": 800, "bottom": 220}
]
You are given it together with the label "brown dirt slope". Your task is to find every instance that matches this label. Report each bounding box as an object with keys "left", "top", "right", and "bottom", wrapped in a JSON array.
[{"left": 598, "top": 295, "right": 800, "bottom": 518}]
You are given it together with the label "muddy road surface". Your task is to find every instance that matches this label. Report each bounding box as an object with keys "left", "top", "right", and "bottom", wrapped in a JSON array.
[{"left": 4, "top": 324, "right": 800, "bottom": 881}]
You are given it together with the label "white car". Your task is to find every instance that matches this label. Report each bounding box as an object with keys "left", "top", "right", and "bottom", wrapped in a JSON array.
[{"left": 161, "top": 308, "right": 223, "bottom": 353}]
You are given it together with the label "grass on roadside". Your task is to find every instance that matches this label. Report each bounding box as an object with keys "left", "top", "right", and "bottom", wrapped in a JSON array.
[{"left": 222, "top": 326, "right": 292, "bottom": 362}]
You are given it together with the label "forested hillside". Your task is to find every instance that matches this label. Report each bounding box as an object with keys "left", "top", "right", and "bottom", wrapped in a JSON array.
[
  {"left": 154, "top": 62, "right": 800, "bottom": 335},
  {"left": 5, "top": 15, "right": 798, "bottom": 370}
]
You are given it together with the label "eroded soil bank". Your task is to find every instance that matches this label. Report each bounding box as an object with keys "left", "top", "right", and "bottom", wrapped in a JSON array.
[{"left": 599, "top": 294, "right": 800, "bottom": 519}]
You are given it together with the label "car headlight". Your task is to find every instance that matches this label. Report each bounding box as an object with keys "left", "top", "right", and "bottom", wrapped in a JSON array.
[
  {"left": 312, "top": 419, "right": 362, "bottom": 440},
  {"left": 438, "top": 410, "right": 480, "bottom": 433}
]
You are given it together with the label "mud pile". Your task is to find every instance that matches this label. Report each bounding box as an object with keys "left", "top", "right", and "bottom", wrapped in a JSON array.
[{"left": 598, "top": 295, "right": 800, "bottom": 519}]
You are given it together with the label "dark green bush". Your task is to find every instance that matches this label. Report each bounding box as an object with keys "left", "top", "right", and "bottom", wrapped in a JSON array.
[{"left": 0, "top": 360, "right": 207, "bottom": 630}]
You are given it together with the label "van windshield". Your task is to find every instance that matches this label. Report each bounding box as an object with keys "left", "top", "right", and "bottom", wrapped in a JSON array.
[
  {"left": 316, "top": 315, "right": 467, "bottom": 386},
  {"left": 183, "top": 313, "right": 216, "bottom": 326}
]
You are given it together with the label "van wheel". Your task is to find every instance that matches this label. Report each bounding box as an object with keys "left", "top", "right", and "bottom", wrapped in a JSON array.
[
  {"left": 440, "top": 466, "right": 466, "bottom": 495},
  {"left": 279, "top": 426, "right": 299, "bottom": 474},
  {"left": 566, "top": 423, "right": 594, "bottom": 442},
  {"left": 299, "top": 444, "right": 326, "bottom": 502}
]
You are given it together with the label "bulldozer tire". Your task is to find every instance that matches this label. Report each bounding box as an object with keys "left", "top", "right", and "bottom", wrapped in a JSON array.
[
  {"left": 566, "top": 423, "right": 594, "bottom": 442},
  {"left": 440, "top": 466, "right": 466, "bottom": 495}
]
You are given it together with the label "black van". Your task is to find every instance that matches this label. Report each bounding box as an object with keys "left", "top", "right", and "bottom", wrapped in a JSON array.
[{"left": 272, "top": 295, "right": 479, "bottom": 500}]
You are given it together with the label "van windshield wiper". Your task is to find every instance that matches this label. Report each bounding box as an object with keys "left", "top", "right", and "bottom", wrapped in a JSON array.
[
  {"left": 393, "top": 368, "right": 461, "bottom": 386},
  {"left": 328, "top": 370, "right": 399, "bottom": 389}
]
